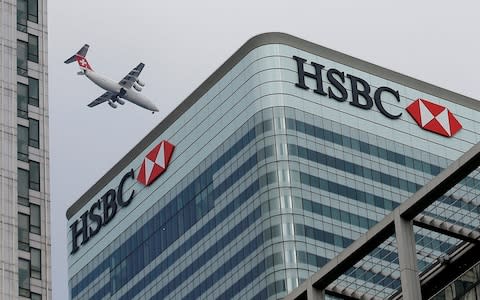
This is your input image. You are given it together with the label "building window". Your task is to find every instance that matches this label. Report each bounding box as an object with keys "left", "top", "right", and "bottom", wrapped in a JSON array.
[
  {"left": 30, "top": 204, "right": 41, "bottom": 234},
  {"left": 29, "top": 160, "right": 40, "bottom": 191},
  {"left": 28, "top": 77, "right": 39, "bottom": 106},
  {"left": 28, "top": 119, "right": 39, "bottom": 148},
  {"left": 31, "top": 248, "right": 41, "bottom": 279},
  {"left": 18, "top": 213, "right": 30, "bottom": 251},
  {"left": 31, "top": 293, "right": 41, "bottom": 300},
  {"left": 27, "top": 0, "right": 38, "bottom": 23},
  {"left": 18, "top": 125, "right": 29, "bottom": 162},
  {"left": 17, "top": 82, "right": 29, "bottom": 118},
  {"left": 17, "top": 40, "right": 28, "bottom": 76},
  {"left": 19, "top": 258, "right": 30, "bottom": 297},
  {"left": 18, "top": 168, "right": 29, "bottom": 206},
  {"left": 17, "top": 0, "right": 27, "bottom": 32},
  {"left": 18, "top": 0, "right": 37, "bottom": 30},
  {"left": 28, "top": 34, "right": 39, "bottom": 63}
]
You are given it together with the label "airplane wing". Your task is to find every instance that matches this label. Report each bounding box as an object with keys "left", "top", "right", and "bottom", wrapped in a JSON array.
[
  {"left": 118, "top": 63, "right": 145, "bottom": 89},
  {"left": 87, "top": 91, "right": 116, "bottom": 107}
]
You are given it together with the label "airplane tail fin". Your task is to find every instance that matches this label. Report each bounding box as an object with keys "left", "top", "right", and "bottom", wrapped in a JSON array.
[{"left": 64, "top": 44, "right": 92, "bottom": 71}]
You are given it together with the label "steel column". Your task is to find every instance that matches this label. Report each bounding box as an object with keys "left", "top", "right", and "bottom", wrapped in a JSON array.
[{"left": 394, "top": 211, "right": 422, "bottom": 300}]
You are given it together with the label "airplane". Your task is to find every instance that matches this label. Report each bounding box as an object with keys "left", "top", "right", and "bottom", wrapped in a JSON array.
[{"left": 64, "top": 44, "right": 159, "bottom": 113}]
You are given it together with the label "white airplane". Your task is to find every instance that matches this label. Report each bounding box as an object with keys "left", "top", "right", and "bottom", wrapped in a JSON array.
[{"left": 65, "top": 44, "right": 159, "bottom": 113}]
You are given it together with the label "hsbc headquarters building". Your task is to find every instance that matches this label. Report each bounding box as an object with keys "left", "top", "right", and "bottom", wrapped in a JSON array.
[{"left": 66, "top": 33, "right": 480, "bottom": 299}]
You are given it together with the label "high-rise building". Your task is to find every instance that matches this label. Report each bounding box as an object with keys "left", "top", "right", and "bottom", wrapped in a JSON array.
[
  {"left": 0, "top": 0, "right": 51, "bottom": 299},
  {"left": 66, "top": 33, "right": 480, "bottom": 299}
]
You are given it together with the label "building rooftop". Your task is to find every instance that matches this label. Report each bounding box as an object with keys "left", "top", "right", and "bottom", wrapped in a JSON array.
[{"left": 67, "top": 32, "right": 480, "bottom": 219}]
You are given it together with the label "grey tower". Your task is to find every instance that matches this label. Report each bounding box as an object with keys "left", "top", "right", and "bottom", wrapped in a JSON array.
[{"left": 0, "top": 0, "right": 51, "bottom": 299}]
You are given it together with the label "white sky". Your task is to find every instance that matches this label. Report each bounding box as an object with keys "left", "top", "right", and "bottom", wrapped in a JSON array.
[{"left": 48, "top": 1, "right": 480, "bottom": 298}]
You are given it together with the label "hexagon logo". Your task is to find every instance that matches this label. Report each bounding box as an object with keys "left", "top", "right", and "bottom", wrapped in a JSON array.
[
  {"left": 137, "top": 140, "right": 175, "bottom": 186},
  {"left": 406, "top": 99, "right": 462, "bottom": 137}
]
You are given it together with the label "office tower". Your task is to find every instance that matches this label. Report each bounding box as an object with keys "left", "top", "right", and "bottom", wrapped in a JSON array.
[
  {"left": 67, "top": 33, "right": 480, "bottom": 299},
  {"left": 0, "top": 0, "right": 51, "bottom": 299}
]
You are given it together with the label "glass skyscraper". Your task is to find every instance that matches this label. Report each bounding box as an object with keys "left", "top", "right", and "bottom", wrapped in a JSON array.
[{"left": 66, "top": 33, "right": 480, "bottom": 299}]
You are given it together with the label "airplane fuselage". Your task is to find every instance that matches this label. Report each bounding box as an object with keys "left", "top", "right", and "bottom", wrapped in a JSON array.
[{"left": 84, "top": 70, "right": 158, "bottom": 112}]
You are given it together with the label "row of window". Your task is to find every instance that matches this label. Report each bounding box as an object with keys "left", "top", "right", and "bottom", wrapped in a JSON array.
[
  {"left": 18, "top": 208, "right": 42, "bottom": 296},
  {"left": 17, "top": 0, "right": 38, "bottom": 32},
  {"left": 18, "top": 209, "right": 42, "bottom": 299},
  {"left": 19, "top": 256, "right": 41, "bottom": 299},
  {"left": 289, "top": 143, "right": 422, "bottom": 193},
  {"left": 17, "top": 1, "right": 43, "bottom": 299},
  {"left": 17, "top": 129, "right": 42, "bottom": 298},
  {"left": 286, "top": 118, "right": 444, "bottom": 177}
]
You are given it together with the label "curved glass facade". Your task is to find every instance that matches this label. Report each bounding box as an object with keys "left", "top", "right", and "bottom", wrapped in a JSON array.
[{"left": 67, "top": 35, "right": 480, "bottom": 300}]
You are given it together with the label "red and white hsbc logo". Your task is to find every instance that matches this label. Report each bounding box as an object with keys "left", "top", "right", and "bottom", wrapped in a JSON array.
[
  {"left": 406, "top": 99, "right": 462, "bottom": 137},
  {"left": 137, "top": 140, "right": 175, "bottom": 186},
  {"left": 293, "top": 56, "right": 463, "bottom": 138}
]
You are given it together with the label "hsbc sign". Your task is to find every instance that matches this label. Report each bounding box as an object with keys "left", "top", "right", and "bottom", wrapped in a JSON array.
[
  {"left": 406, "top": 99, "right": 462, "bottom": 137},
  {"left": 137, "top": 140, "right": 175, "bottom": 186},
  {"left": 70, "top": 140, "right": 175, "bottom": 254},
  {"left": 293, "top": 56, "right": 462, "bottom": 137}
]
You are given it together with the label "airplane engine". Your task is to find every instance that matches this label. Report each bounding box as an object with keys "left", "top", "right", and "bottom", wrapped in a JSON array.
[
  {"left": 133, "top": 83, "right": 142, "bottom": 92},
  {"left": 116, "top": 99, "right": 125, "bottom": 105},
  {"left": 108, "top": 100, "right": 117, "bottom": 109},
  {"left": 136, "top": 79, "right": 145, "bottom": 87}
]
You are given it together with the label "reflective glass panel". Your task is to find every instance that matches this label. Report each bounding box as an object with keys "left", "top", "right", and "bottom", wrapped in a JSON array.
[
  {"left": 28, "top": 34, "right": 39, "bottom": 63},
  {"left": 28, "top": 77, "right": 39, "bottom": 107},
  {"left": 17, "top": 82, "right": 28, "bottom": 118},
  {"left": 17, "top": 40, "right": 28, "bottom": 76},
  {"left": 18, "top": 168, "right": 29, "bottom": 206},
  {"left": 28, "top": 119, "right": 39, "bottom": 148},
  {"left": 29, "top": 160, "right": 40, "bottom": 191}
]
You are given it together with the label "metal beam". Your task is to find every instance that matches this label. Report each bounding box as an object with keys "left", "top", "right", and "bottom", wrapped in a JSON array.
[
  {"left": 307, "top": 282, "right": 325, "bottom": 300},
  {"left": 413, "top": 214, "right": 480, "bottom": 244},
  {"left": 395, "top": 212, "right": 422, "bottom": 300},
  {"left": 399, "top": 143, "right": 480, "bottom": 220}
]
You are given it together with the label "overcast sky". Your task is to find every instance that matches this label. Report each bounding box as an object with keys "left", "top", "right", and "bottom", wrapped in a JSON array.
[{"left": 48, "top": 1, "right": 480, "bottom": 298}]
